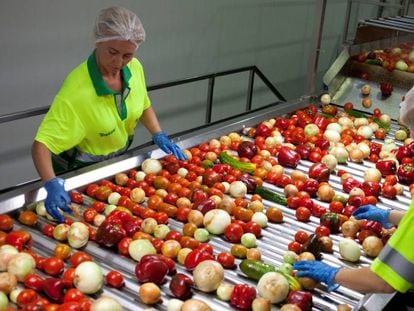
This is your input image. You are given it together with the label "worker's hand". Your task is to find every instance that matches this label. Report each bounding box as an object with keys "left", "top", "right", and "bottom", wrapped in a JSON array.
[
  {"left": 293, "top": 260, "right": 340, "bottom": 291},
  {"left": 352, "top": 204, "right": 392, "bottom": 228},
  {"left": 44, "top": 178, "right": 72, "bottom": 223},
  {"left": 152, "top": 132, "right": 187, "bottom": 160}
]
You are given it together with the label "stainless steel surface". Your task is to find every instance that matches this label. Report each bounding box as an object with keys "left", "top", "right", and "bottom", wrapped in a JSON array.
[{"left": 1, "top": 99, "right": 406, "bottom": 310}]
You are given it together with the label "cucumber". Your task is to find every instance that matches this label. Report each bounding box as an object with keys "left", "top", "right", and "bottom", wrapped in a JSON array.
[
  {"left": 254, "top": 186, "right": 287, "bottom": 206},
  {"left": 277, "top": 270, "right": 302, "bottom": 291},
  {"left": 219, "top": 152, "right": 256, "bottom": 173},
  {"left": 239, "top": 259, "right": 277, "bottom": 281}
]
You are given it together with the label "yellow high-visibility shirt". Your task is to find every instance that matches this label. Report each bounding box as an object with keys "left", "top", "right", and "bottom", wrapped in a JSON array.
[
  {"left": 35, "top": 51, "right": 151, "bottom": 165},
  {"left": 371, "top": 201, "right": 414, "bottom": 292}
]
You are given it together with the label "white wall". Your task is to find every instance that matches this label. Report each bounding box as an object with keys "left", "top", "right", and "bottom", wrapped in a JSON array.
[{"left": 0, "top": 0, "right": 389, "bottom": 190}]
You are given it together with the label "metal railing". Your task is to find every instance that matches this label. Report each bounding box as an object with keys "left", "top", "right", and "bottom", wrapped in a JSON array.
[{"left": 0, "top": 66, "right": 285, "bottom": 125}]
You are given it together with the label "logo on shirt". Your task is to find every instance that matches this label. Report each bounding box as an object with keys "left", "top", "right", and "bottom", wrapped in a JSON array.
[{"left": 99, "top": 128, "right": 116, "bottom": 137}]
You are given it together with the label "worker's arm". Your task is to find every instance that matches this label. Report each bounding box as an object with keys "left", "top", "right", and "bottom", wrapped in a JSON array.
[
  {"left": 335, "top": 267, "right": 395, "bottom": 293},
  {"left": 140, "top": 106, "right": 162, "bottom": 134},
  {"left": 388, "top": 210, "right": 406, "bottom": 226},
  {"left": 32, "top": 140, "right": 56, "bottom": 182}
]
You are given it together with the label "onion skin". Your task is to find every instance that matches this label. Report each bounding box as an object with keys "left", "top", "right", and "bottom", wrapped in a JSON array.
[
  {"left": 74, "top": 261, "right": 103, "bottom": 294},
  {"left": 7, "top": 253, "right": 35, "bottom": 281},
  {"left": 181, "top": 299, "right": 212, "bottom": 311},
  {"left": 193, "top": 260, "right": 224, "bottom": 292},
  {"left": 257, "top": 272, "right": 289, "bottom": 303},
  {"left": 0, "top": 272, "right": 17, "bottom": 294},
  {"left": 91, "top": 296, "right": 123, "bottom": 310},
  {"left": 362, "top": 236, "right": 383, "bottom": 258},
  {"left": 139, "top": 282, "right": 161, "bottom": 304}
]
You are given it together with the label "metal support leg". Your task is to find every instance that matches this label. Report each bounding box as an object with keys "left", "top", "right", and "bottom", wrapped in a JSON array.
[{"left": 205, "top": 77, "right": 215, "bottom": 124}]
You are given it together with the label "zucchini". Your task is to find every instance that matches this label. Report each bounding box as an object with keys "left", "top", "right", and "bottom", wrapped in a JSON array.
[
  {"left": 347, "top": 109, "right": 367, "bottom": 118},
  {"left": 218, "top": 152, "right": 256, "bottom": 173},
  {"left": 317, "top": 112, "right": 333, "bottom": 119},
  {"left": 277, "top": 270, "right": 302, "bottom": 291},
  {"left": 239, "top": 259, "right": 277, "bottom": 281},
  {"left": 255, "top": 186, "right": 287, "bottom": 206},
  {"left": 373, "top": 118, "right": 390, "bottom": 132},
  {"left": 365, "top": 59, "right": 382, "bottom": 66}
]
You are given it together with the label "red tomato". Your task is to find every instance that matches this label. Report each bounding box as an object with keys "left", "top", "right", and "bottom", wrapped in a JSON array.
[
  {"left": 16, "top": 289, "right": 38, "bottom": 306},
  {"left": 294, "top": 230, "right": 309, "bottom": 244},
  {"left": 91, "top": 201, "right": 105, "bottom": 213},
  {"left": 288, "top": 241, "right": 301, "bottom": 254},
  {"left": 343, "top": 102, "right": 353, "bottom": 112},
  {"left": 224, "top": 223, "right": 244, "bottom": 243},
  {"left": 43, "top": 257, "right": 65, "bottom": 276},
  {"left": 312, "top": 204, "right": 327, "bottom": 218},
  {"left": 329, "top": 201, "right": 344, "bottom": 214},
  {"left": 166, "top": 230, "right": 183, "bottom": 242},
  {"left": 244, "top": 221, "right": 262, "bottom": 237},
  {"left": 384, "top": 175, "right": 397, "bottom": 185},
  {"left": 217, "top": 252, "right": 235, "bottom": 269},
  {"left": 69, "top": 251, "right": 92, "bottom": 267},
  {"left": 296, "top": 207, "right": 311, "bottom": 222},
  {"left": 196, "top": 243, "right": 214, "bottom": 255},
  {"left": 117, "top": 237, "right": 132, "bottom": 256},
  {"left": 0, "top": 214, "right": 13, "bottom": 231},
  {"left": 69, "top": 191, "right": 83, "bottom": 204},
  {"left": 85, "top": 184, "right": 99, "bottom": 197},
  {"left": 82, "top": 208, "right": 97, "bottom": 223},
  {"left": 62, "top": 268, "right": 76, "bottom": 283},
  {"left": 64, "top": 288, "right": 85, "bottom": 303},
  {"left": 308, "top": 151, "right": 322, "bottom": 163},
  {"left": 57, "top": 301, "right": 81, "bottom": 311},
  {"left": 23, "top": 273, "right": 44, "bottom": 291},
  {"left": 94, "top": 186, "right": 112, "bottom": 202},
  {"left": 382, "top": 184, "right": 397, "bottom": 199},
  {"left": 43, "top": 224, "right": 55, "bottom": 237},
  {"left": 106, "top": 271, "right": 125, "bottom": 288},
  {"left": 315, "top": 225, "right": 331, "bottom": 237}
]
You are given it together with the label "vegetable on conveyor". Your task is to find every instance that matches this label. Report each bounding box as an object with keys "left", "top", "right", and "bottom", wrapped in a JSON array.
[
  {"left": 218, "top": 152, "right": 256, "bottom": 173},
  {"left": 254, "top": 186, "right": 287, "bottom": 206}
]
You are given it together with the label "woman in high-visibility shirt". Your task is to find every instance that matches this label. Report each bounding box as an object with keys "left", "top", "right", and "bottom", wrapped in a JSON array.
[
  {"left": 293, "top": 87, "right": 414, "bottom": 310},
  {"left": 32, "top": 6, "right": 186, "bottom": 222}
]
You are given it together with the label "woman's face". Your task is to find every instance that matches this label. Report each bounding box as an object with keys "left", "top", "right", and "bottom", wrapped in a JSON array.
[{"left": 95, "top": 40, "right": 137, "bottom": 76}]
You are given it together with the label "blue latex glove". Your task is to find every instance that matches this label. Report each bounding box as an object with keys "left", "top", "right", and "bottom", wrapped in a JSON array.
[
  {"left": 352, "top": 204, "right": 392, "bottom": 228},
  {"left": 152, "top": 131, "right": 187, "bottom": 160},
  {"left": 44, "top": 178, "right": 72, "bottom": 222},
  {"left": 293, "top": 261, "right": 340, "bottom": 291}
]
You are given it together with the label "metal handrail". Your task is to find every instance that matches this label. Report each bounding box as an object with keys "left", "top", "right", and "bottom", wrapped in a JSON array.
[{"left": 0, "top": 66, "right": 285, "bottom": 125}]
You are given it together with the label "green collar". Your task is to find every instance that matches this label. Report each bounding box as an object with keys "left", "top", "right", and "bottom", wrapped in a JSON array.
[{"left": 87, "top": 50, "right": 132, "bottom": 96}]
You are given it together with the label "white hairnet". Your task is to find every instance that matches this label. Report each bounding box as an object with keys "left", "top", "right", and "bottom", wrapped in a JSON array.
[
  {"left": 399, "top": 85, "right": 414, "bottom": 136},
  {"left": 94, "top": 6, "right": 145, "bottom": 47}
]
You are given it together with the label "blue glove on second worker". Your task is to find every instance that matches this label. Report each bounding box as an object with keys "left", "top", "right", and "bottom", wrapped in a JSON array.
[
  {"left": 352, "top": 204, "right": 392, "bottom": 228},
  {"left": 293, "top": 261, "right": 340, "bottom": 291},
  {"left": 44, "top": 178, "right": 72, "bottom": 223},
  {"left": 152, "top": 131, "right": 187, "bottom": 161}
]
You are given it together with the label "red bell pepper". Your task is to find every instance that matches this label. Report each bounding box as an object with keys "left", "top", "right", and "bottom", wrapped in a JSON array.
[
  {"left": 361, "top": 181, "right": 381, "bottom": 197},
  {"left": 135, "top": 254, "right": 169, "bottom": 285},
  {"left": 394, "top": 146, "right": 412, "bottom": 163},
  {"left": 255, "top": 123, "right": 272, "bottom": 138},
  {"left": 314, "top": 138, "right": 330, "bottom": 150},
  {"left": 305, "top": 105, "right": 318, "bottom": 118},
  {"left": 42, "top": 278, "right": 73, "bottom": 303},
  {"left": 369, "top": 142, "right": 382, "bottom": 155},
  {"left": 313, "top": 115, "right": 329, "bottom": 131},
  {"left": 321, "top": 104, "right": 338, "bottom": 116},
  {"left": 380, "top": 82, "right": 393, "bottom": 96},
  {"left": 230, "top": 284, "right": 257, "bottom": 310},
  {"left": 342, "top": 177, "right": 362, "bottom": 193},
  {"left": 184, "top": 249, "right": 215, "bottom": 270},
  {"left": 397, "top": 163, "right": 414, "bottom": 185},
  {"left": 320, "top": 212, "right": 340, "bottom": 233},
  {"left": 360, "top": 220, "right": 382, "bottom": 236},
  {"left": 295, "top": 144, "right": 312, "bottom": 160},
  {"left": 376, "top": 160, "right": 397, "bottom": 176},
  {"left": 212, "top": 164, "right": 231, "bottom": 175},
  {"left": 5, "top": 230, "right": 32, "bottom": 251},
  {"left": 95, "top": 218, "right": 126, "bottom": 248},
  {"left": 275, "top": 118, "right": 289, "bottom": 130},
  {"left": 303, "top": 179, "right": 319, "bottom": 197},
  {"left": 277, "top": 147, "right": 301, "bottom": 168},
  {"left": 308, "top": 162, "right": 330, "bottom": 182},
  {"left": 288, "top": 290, "right": 313, "bottom": 311},
  {"left": 106, "top": 209, "right": 133, "bottom": 223}
]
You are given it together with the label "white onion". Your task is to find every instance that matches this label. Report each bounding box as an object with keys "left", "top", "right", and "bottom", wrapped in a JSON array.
[
  {"left": 203, "top": 209, "right": 231, "bottom": 235},
  {"left": 35, "top": 202, "right": 47, "bottom": 216},
  {"left": 107, "top": 192, "right": 121, "bottom": 205},
  {"left": 362, "top": 236, "right": 383, "bottom": 257},
  {"left": 251, "top": 212, "right": 268, "bottom": 228},
  {"left": 0, "top": 291, "right": 8, "bottom": 310},
  {"left": 193, "top": 260, "right": 224, "bottom": 292},
  {"left": 368, "top": 122, "right": 379, "bottom": 132},
  {"left": 330, "top": 146, "right": 349, "bottom": 163},
  {"left": 364, "top": 168, "right": 382, "bottom": 182},
  {"left": 357, "top": 142, "right": 370, "bottom": 158},
  {"left": 7, "top": 253, "right": 36, "bottom": 281},
  {"left": 167, "top": 299, "right": 185, "bottom": 311},
  {"left": 326, "top": 123, "right": 342, "bottom": 133},
  {"left": 74, "top": 261, "right": 103, "bottom": 294},
  {"left": 321, "top": 154, "right": 337, "bottom": 172},
  {"left": 0, "top": 245, "right": 18, "bottom": 272},
  {"left": 216, "top": 282, "right": 234, "bottom": 301},
  {"left": 353, "top": 118, "right": 369, "bottom": 127},
  {"left": 128, "top": 239, "right": 156, "bottom": 261},
  {"left": 321, "top": 94, "right": 331, "bottom": 104},
  {"left": 134, "top": 170, "right": 146, "bottom": 181},
  {"left": 379, "top": 114, "right": 391, "bottom": 125},
  {"left": 324, "top": 130, "right": 341, "bottom": 143},
  {"left": 357, "top": 126, "right": 373, "bottom": 139},
  {"left": 141, "top": 158, "right": 162, "bottom": 174},
  {"left": 229, "top": 181, "right": 247, "bottom": 198},
  {"left": 257, "top": 272, "right": 289, "bottom": 303},
  {"left": 339, "top": 238, "right": 361, "bottom": 262},
  {"left": 68, "top": 222, "right": 89, "bottom": 249},
  {"left": 91, "top": 296, "right": 122, "bottom": 311},
  {"left": 338, "top": 117, "right": 354, "bottom": 128}
]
